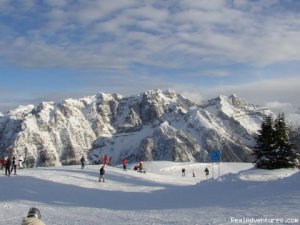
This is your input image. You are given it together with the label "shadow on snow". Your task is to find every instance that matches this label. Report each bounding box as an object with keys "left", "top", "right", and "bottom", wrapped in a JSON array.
[{"left": 0, "top": 169, "right": 299, "bottom": 211}]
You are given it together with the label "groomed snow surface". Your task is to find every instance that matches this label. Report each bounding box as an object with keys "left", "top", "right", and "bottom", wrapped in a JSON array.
[{"left": 1, "top": 162, "right": 299, "bottom": 225}]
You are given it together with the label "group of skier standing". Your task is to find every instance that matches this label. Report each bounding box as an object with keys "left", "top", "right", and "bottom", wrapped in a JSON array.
[{"left": 1, "top": 155, "right": 25, "bottom": 176}]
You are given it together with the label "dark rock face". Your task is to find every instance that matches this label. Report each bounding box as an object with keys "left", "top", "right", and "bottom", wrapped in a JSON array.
[
  {"left": 0, "top": 90, "right": 271, "bottom": 166},
  {"left": 137, "top": 122, "right": 200, "bottom": 162}
]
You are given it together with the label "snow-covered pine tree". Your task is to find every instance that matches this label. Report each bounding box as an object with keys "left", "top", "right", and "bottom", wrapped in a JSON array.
[
  {"left": 254, "top": 113, "right": 299, "bottom": 169},
  {"left": 273, "top": 113, "right": 299, "bottom": 168},
  {"left": 253, "top": 115, "right": 276, "bottom": 169}
]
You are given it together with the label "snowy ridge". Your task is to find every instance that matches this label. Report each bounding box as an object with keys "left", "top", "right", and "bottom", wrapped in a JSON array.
[
  {"left": 0, "top": 90, "right": 272, "bottom": 166},
  {"left": 202, "top": 94, "right": 272, "bottom": 146}
]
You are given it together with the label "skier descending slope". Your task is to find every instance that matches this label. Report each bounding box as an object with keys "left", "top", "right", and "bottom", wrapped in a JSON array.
[
  {"left": 99, "top": 166, "right": 105, "bottom": 182},
  {"left": 80, "top": 156, "right": 85, "bottom": 169}
]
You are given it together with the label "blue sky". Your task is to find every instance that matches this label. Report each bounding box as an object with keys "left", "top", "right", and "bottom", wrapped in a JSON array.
[{"left": 1, "top": 0, "right": 300, "bottom": 115}]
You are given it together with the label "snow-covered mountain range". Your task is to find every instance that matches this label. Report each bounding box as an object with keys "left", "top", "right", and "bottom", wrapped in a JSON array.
[{"left": 0, "top": 89, "right": 272, "bottom": 167}]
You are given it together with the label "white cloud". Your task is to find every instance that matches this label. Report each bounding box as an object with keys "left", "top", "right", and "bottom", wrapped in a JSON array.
[
  {"left": 124, "top": 5, "right": 169, "bottom": 22},
  {"left": 201, "top": 76, "right": 300, "bottom": 109},
  {"left": 266, "top": 101, "right": 292, "bottom": 109},
  {"left": 266, "top": 101, "right": 294, "bottom": 113},
  {"left": 1, "top": 0, "right": 300, "bottom": 69},
  {"left": 202, "top": 70, "right": 230, "bottom": 77},
  {"left": 264, "top": 101, "right": 300, "bottom": 124},
  {"left": 176, "top": 70, "right": 231, "bottom": 78},
  {"left": 178, "top": 90, "right": 204, "bottom": 105},
  {"left": 44, "top": 0, "right": 69, "bottom": 7},
  {"left": 179, "top": 0, "right": 226, "bottom": 10},
  {"left": 1, "top": 0, "right": 300, "bottom": 114}
]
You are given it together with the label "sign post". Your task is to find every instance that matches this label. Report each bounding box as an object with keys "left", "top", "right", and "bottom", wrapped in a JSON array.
[{"left": 210, "top": 149, "right": 221, "bottom": 180}]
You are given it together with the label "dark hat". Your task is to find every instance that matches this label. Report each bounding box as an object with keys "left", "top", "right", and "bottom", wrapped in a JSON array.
[{"left": 27, "top": 207, "right": 41, "bottom": 219}]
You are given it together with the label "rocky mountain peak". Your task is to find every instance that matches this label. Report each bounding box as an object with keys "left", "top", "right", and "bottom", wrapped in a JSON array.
[
  {"left": 95, "top": 92, "right": 123, "bottom": 102},
  {"left": 0, "top": 90, "right": 272, "bottom": 167},
  {"left": 227, "top": 94, "right": 252, "bottom": 109},
  {"left": 7, "top": 104, "right": 35, "bottom": 119},
  {"left": 203, "top": 94, "right": 260, "bottom": 119}
]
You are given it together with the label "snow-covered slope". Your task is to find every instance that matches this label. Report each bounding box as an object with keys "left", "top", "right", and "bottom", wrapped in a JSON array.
[
  {"left": 0, "top": 90, "right": 272, "bottom": 166},
  {"left": 0, "top": 162, "right": 299, "bottom": 225}
]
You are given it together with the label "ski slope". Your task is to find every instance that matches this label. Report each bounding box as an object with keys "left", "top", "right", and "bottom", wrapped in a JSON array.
[{"left": 1, "top": 162, "right": 299, "bottom": 225}]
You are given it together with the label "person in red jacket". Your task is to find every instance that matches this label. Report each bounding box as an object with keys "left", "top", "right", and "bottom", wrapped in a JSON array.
[
  {"left": 103, "top": 154, "right": 110, "bottom": 166},
  {"left": 122, "top": 159, "right": 127, "bottom": 171},
  {"left": 0, "top": 158, "right": 6, "bottom": 170}
]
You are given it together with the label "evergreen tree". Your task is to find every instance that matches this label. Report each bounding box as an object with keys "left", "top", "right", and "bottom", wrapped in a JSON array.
[
  {"left": 253, "top": 115, "right": 276, "bottom": 169},
  {"left": 273, "top": 113, "right": 298, "bottom": 168},
  {"left": 254, "top": 113, "right": 299, "bottom": 169}
]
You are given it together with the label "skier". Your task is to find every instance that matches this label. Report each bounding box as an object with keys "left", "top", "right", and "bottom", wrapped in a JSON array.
[
  {"left": 80, "top": 156, "right": 85, "bottom": 169},
  {"left": 99, "top": 166, "right": 105, "bottom": 182},
  {"left": 101, "top": 155, "right": 107, "bottom": 165},
  {"left": 122, "top": 159, "right": 127, "bottom": 171},
  {"left": 103, "top": 154, "right": 110, "bottom": 166},
  {"left": 138, "top": 161, "right": 143, "bottom": 172},
  {"left": 11, "top": 156, "right": 18, "bottom": 175},
  {"left": 0, "top": 158, "right": 6, "bottom": 170},
  {"left": 182, "top": 168, "right": 186, "bottom": 176},
  {"left": 204, "top": 167, "right": 209, "bottom": 178},
  {"left": 19, "top": 155, "right": 24, "bottom": 169},
  {"left": 22, "top": 207, "right": 46, "bottom": 225},
  {"left": 5, "top": 157, "right": 11, "bottom": 176}
]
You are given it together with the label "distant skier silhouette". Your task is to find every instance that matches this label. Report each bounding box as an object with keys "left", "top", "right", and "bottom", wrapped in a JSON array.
[
  {"left": 204, "top": 167, "right": 209, "bottom": 178},
  {"left": 182, "top": 168, "right": 186, "bottom": 176},
  {"left": 80, "top": 156, "right": 85, "bottom": 169},
  {"left": 99, "top": 166, "right": 105, "bottom": 182}
]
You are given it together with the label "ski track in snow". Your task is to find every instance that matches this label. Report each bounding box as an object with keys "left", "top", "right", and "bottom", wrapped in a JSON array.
[{"left": 0, "top": 162, "right": 299, "bottom": 225}]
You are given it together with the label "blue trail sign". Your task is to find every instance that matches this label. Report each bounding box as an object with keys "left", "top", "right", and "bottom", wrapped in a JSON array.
[{"left": 210, "top": 149, "right": 221, "bottom": 162}]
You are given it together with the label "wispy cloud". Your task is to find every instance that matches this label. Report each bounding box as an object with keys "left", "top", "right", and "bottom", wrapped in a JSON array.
[
  {"left": 1, "top": 0, "right": 300, "bottom": 114},
  {"left": 200, "top": 70, "right": 231, "bottom": 77},
  {"left": 266, "top": 101, "right": 293, "bottom": 113},
  {"left": 202, "top": 75, "right": 300, "bottom": 108},
  {"left": 1, "top": 0, "right": 300, "bottom": 70}
]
